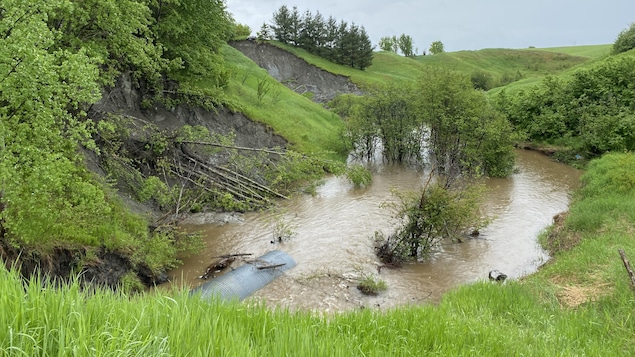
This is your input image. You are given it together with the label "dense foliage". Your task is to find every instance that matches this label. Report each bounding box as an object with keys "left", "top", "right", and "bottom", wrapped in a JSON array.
[
  {"left": 1, "top": 0, "right": 107, "bottom": 248},
  {"left": 265, "top": 5, "right": 374, "bottom": 70},
  {"left": 429, "top": 41, "right": 445, "bottom": 54},
  {"left": 149, "top": 0, "right": 234, "bottom": 82},
  {"left": 344, "top": 69, "right": 515, "bottom": 178},
  {"left": 497, "top": 54, "right": 635, "bottom": 158},
  {"left": 612, "top": 22, "right": 635, "bottom": 54},
  {"left": 0, "top": 0, "right": 235, "bottom": 282},
  {"left": 377, "top": 177, "right": 487, "bottom": 260}
]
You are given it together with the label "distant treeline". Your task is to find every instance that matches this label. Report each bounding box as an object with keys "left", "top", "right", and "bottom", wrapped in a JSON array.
[{"left": 259, "top": 5, "right": 374, "bottom": 70}]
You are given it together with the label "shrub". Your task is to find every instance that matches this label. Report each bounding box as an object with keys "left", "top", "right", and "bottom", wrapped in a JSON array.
[
  {"left": 613, "top": 22, "right": 635, "bottom": 54},
  {"left": 346, "top": 164, "right": 372, "bottom": 187},
  {"left": 357, "top": 274, "right": 387, "bottom": 295}
]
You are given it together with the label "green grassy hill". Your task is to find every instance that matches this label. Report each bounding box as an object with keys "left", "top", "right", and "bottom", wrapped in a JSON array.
[
  {"left": 534, "top": 44, "right": 612, "bottom": 58},
  {"left": 260, "top": 42, "right": 610, "bottom": 95}
]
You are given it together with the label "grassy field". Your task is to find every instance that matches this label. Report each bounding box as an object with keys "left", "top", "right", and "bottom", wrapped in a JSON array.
[
  {"left": 534, "top": 44, "right": 612, "bottom": 59},
  {"left": 3, "top": 152, "right": 635, "bottom": 355}
]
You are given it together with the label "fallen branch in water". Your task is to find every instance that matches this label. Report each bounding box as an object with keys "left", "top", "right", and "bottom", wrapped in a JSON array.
[{"left": 212, "top": 253, "right": 253, "bottom": 259}]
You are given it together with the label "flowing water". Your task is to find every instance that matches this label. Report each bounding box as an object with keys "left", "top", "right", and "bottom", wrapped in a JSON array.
[{"left": 168, "top": 149, "right": 582, "bottom": 312}]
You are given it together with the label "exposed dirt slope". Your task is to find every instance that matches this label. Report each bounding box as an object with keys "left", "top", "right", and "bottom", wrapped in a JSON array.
[
  {"left": 90, "top": 72, "right": 287, "bottom": 149},
  {"left": 231, "top": 40, "right": 362, "bottom": 103}
]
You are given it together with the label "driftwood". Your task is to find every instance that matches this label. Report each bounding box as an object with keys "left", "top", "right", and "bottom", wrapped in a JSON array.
[
  {"left": 618, "top": 249, "right": 635, "bottom": 296},
  {"left": 212, "top": 253, "right": 253, "bottom": 259},
  {"left": 180, "top": 141, "right": 286, "bottom": 156},
  {"left": 255, "top": 263, "right": 286, "bottom": 270},
  {"left": 170, "top": 147, "right": 288, "bottom": 208},
  {"left": 199, "top": 256, "right": 237, "bottom": 280}
]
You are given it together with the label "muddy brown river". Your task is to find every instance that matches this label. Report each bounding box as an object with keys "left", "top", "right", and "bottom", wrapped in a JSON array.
[{"left": 167, "top": 149, "right": 582, "bottom": 312}]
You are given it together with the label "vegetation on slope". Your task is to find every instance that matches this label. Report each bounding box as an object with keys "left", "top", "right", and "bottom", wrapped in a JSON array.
[
  {"left": 220, "top": 45, "right": 347, "bottom": 159},
  {"left": 0, "top": 0, "right": 249, "bottom": 287},
  {"left": 495, "top": 49, "right": 635, "bottom": 163}
]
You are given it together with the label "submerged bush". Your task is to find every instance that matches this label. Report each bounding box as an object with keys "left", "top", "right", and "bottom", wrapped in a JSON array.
[{"left": 357, "top": 274, "right": 387, "bottom": 295}]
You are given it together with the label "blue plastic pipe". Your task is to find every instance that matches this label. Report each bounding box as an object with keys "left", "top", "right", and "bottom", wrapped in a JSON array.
[{"left": 190, "top": 250, "right": 296, "bottom": 301}]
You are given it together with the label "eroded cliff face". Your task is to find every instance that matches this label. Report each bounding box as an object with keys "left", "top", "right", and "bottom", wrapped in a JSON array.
[
  {"left": 231, "top": 40, "right": 362, "bottom": 103},
  {"left": 89, "top": 73, "right": 287, "bottom": 149}
]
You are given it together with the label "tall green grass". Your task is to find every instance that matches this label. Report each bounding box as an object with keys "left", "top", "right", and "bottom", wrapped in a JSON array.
[{"left": 2, "top": 265, "right": 633, "bottom": 356}]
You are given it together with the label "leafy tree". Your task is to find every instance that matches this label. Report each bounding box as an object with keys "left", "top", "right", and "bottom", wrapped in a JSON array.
[
  {"left": 346, "top": 83, "right": 420, "bottom": 162},
  {"left": 379, "top": 36, "right": 395, "bottom": 52},
  {"left": 232, "top": 23, "right": 252, "bottom": 41},
  {"left": 377, "top": 176, "right": 487, "bottom": 260},
  {"left": 0, "top": 0, "right": 125, "bottom": 248},
  {"left": 497, "top": 55, "right": 635, "bottom": 157},
  {"left": 429, "top": 40, "right": 445, "bottom": 54},
  {"left": 415, "top": 68, "right": 515, "bottom": 178},
  {"left": 613, "top": 22, "right": 635, "bottom": 54},
  {"left": 49, "top": 0, "right": 167, "bottom": 85},
  {"left": 391, "top": 35, "right": 399, "bottom": 53},
  {"left": 398, "top": 34, "right": 414, "bottom": 57},
  {"left": 148, "top": 0, "right": 234, "bottom": 83}
]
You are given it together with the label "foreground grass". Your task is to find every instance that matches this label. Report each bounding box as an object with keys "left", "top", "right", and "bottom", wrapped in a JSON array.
[
  {"left": 1, "top": 268, "right": 632, "bottom": 356},
  {"left": 2, "top": 153, "right": 635, "bottom": 356}
]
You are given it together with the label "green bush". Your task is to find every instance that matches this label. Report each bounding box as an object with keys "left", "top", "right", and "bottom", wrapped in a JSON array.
[
  {"left": 357, "top": 274, "right": 387, "bottom": 295},
  {"left": 346, "top": 164, "right": 372, "bottom": 187},
  {"left": 613, "top": 22, "right": 635, "bottom": 54}
]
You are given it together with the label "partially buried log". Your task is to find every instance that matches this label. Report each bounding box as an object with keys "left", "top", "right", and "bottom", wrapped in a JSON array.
[
  {"left": 212, "top": 253, "right": 253, "bottom": 259},
  {"left": 199, "top": 256, "right": 237, "bottom": 280}
]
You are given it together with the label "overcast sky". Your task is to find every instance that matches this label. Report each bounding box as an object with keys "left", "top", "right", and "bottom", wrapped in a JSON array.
[{"left": 226, "top": 0, "right": 635, "bottom": 52}]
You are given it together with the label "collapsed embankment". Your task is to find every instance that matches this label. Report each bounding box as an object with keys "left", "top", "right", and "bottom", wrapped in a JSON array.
[{"left": 231, "top": 40, "right": 362, "bottom": 103}]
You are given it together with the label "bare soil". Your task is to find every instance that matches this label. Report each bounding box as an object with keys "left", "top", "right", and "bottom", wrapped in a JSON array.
[{"left": 231, "top": 40, "right": 362, "bottom": 103}]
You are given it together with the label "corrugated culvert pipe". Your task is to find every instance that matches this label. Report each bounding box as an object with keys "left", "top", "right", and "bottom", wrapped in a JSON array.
[{"left": 190, "top": 250, "right": 296, "bottom": 301}]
